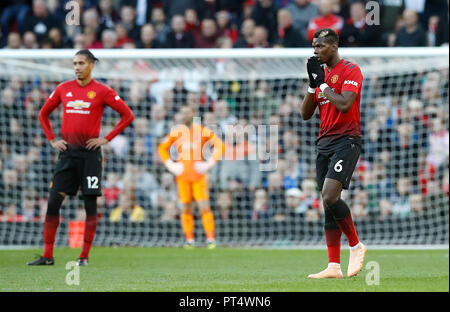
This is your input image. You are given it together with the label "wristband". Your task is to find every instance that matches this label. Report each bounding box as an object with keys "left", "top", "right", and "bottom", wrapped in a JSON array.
[
  {"left": 319, "top": 83, "right": 329, "bottom": 92},
  {"left": 307, "top": 86, "right": 316, "bottom": 94}
]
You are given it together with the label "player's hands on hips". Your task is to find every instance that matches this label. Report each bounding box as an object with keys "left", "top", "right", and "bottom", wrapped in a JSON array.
[
  {"left": 308, "top": 56, "right": 325, "bottom": 87},
  {"left": 50, "top": 139, "right": 68, "bottom": 152},
  {"left": 165, "top": 159, "right": 184, "bottom": 176},
  {"left": 194, "top": 158, "right": 216, "bottom": 175},
  {"left": 86, "top": 137, "right": 109, "bottom": 150}
]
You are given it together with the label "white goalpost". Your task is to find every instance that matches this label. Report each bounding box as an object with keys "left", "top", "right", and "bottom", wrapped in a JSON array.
[{"left": 0, "top": 47, "right": 448, "bottom": 248}]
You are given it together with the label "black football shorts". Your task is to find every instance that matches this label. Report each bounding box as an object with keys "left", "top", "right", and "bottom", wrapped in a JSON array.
[
  {"left": 316, "top": 139, "right": 361, "bottom": 192},
  {"left": 50, "top": 147, "right": 103, "bottom": 196}
]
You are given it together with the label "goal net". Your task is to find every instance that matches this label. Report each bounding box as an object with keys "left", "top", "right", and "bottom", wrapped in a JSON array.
[{"left": 0, "top": 48, "right": 448, "bottom": 248}]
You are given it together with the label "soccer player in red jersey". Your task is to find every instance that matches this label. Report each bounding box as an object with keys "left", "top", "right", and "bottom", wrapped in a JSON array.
[
  {"left": 301, "top": 29, "right": 367, "bottom": 278},
  {"left": 28, "top": 50, "right": 134, "bottom": 266}
]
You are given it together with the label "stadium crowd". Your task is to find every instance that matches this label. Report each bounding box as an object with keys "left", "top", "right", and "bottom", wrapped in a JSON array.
[
  {"left": 0, "top": 66, "right": 448, "bottom": 223},
  {"left": 0, "top": 0, "right": 449, "bottom": 50},
  {"left": 0, "top": 0, "right": 449, "bottom": 225}
]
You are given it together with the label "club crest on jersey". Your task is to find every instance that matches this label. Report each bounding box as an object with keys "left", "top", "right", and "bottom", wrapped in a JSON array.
[
  {"left": 67, "top": 100, "right": 91, "bottom": 109},
  {"left": 87, "top": 91, "right": 96, "bottom": 99},
  {"left": 331, "top": 75, "right": 339, "bottom": 84}
]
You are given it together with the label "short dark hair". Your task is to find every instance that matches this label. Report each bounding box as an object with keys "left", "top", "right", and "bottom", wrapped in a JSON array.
[
  {"left": 313, "top": 28, "right": 339, "bottom": 45},
  {"left": 75, "top": 49, "right": 99, "bottom": 63}
]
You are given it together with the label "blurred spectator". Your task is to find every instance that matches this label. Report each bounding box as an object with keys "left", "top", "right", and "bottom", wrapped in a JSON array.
[
  {"left": 23, "top": 30, "right": 39, "bottom": 48},
  {"left": 130, "top": 137, "right": 153, "bottom": 167},
  {"left": 242, "top": 0, "right": 256, "bottom": 19},
  {"left": 421, "top": 72, "right": 442, "bottom": 107},
  {"left": 442, "top": 168, "right": 449, "bottom": 197},
  {"left": 276, "top": 8, "right": 308, "bottom": 47},
  {"left": 153, "top": 171, "right": 177, "bottom": 203},
  {"left": 6, "top": 32, "right": 21, "bottom": 48},
  {"left": 149, "top": 104, "right": 169, "bottom": 138},
  {"left": 285, "top": 187, "right": 304, "bottom": 214},
  {"left": 219, "top": 120, "right": 260, "bottom": 191},
  {"left": 267, "top": 171, "right": 287, "bottom": 219},
  {"left": 379, "top": 198, "right": 393, "bottom": 219},
  {"left": 393, "top": 9, "right": 427, "bottom": 47},
  {"left": 248, "top": 188, "right": 273, "bottom": 220},
  {"left": 214, "top": 99, "right": 238, "bottom": 135},
  {"left": 233, "top": 18, "right": 256, "bottom": 47},
  {"left": 392, "top": 176, "right": 414, "bottom": 217},
  {"left": 127, "top": 81, "right": 149, "bottom": 117},
  {"left": 340, "top": 1, "right": 381, "bottom": 47},
  {"left": 136, "top": 23, "right": 160, "bottom": 48},
  {"left": 0, "top": 0, "right": 31, "bottom": 37},
  {"left": 164, "top": 15, "right": 194, "bottom": 48},
  {"left": 109, "top": 189, "right": 145, "bottom": 222},
  {"left": 216, "top": 35, "right": 233, "bottom": 48},
  {"left": 101, "top": 28, "right": 118, "bottom": 48},
  {"left": 351, "top": 189, "right": 369, "bottom": 219},
  {"left": 433, "top": 10, "right": 449, "bottom": 46},
  {"left": 306, "top": 0, "right": 343, "bottom": 42},
  {"left": 0, "top": 204, "right": 22, "bottom": 222},
  {"left": 172, "top": 78, "right": 189, "bottom": 107},
  {"left": 0, "top": 168, "right": 22, "bottom": 209},
  {"left": 84, "top": 26, "right": 102, "bottom": 48},
  {"left": 251, "top": 25, "right": 270, "bottom": 47},
  {"left": 380, "top": 0, "right": 404, "bottom": 38},
  {"left": 251, "top": 0, "right": 279, "bottom": 45},
  {"left": 298, "top": 178, "right": 320, "bottom": 213},
  {"left": 151, "top": 7, "right": 171, "bottom": 46},
  {"left": 120, "top": 0, "right": 156, "bottom": 26},
  {"left": 409, "top": 193, "right": 424, "bottom": 214},
  {"left": 97, "top": 0, "right": 120, "bottom": 31},
  {"left": 184, "top": 8, "right": 201, "bottom": 38},
  {"left": 114, "top": 22, "right": 134, "bottom": 47},
  {"left": 22, "top": 0, "right": 61, "bottom": 43},
  {"left": 216, "top": 10, "right": 239, "bottom": 43},
  {"left": 102, "top": 172, "right": 121, "bottom": 209},
  {"left": 286, "top": 0, "right": 319, "bottom": 39},
  {"left": 426, "top": 117, "right": 449, "bottom": 169},
  {"left": 391, "top": 122, "right": 420, "bottom": 181},
  {"left": 0, "top": 87, "right": 21, "bottom": 139},
  {"left": 282, "top": 150, "right": 302, "bottom": 189},
  {"left": 159, "top": 200, "right": 178, "bottom": 222},
  {"left": 73, "top": 33, "right": 86, "bottom": 49},
  {"left": 119, "top": 5, "right": 140, "bottom": 42},
  {"left": 194, "top": 18, "right": 219, "bottom": 48},
  {"left": 46, "top": 0, "right": 66, "bottom": 25},
  {"left": 163, "top": 0, "right": 205, "bottom": 20},
  {"left": 217, "top": 191, "right": 233, "bottom": 220},
  {"left": 21, "top": 189, "right": 40, "bottom": 221},
  {"left": 132, "top": 117, "right": 154, "bottom": 154}
]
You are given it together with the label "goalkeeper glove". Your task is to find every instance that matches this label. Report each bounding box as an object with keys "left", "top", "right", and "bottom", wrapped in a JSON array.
[
  {"left": 194, "top": 158, "right": 216, "bottom": 175},
  {"left": 164, "top": 159, "right": 183, "bottom": 176},
  {"left": 308, "top": 56, "right": 325, "bottom": 87}
]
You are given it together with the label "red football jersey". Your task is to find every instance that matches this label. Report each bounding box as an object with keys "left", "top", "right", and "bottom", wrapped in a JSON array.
[
  {"left": 39, "top": 79, "right": 134, "bottom": 148},
  {"left": 314, "top": 59, "right": 363, "bottom": 141}
]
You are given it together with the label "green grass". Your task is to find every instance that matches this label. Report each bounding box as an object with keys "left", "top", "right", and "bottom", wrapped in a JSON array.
[{"left": 0, "top": 247, "right": 448, "bottom": 292}]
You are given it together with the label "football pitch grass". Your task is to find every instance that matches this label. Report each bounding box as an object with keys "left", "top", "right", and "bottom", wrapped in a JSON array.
[{"left": 0, "top": 247, "right": 448, "bottom": 292}]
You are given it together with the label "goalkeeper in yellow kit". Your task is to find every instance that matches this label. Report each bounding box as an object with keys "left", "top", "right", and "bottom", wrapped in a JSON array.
[{"left": 158, "top": 106, "right": 224, "bottom": 249}]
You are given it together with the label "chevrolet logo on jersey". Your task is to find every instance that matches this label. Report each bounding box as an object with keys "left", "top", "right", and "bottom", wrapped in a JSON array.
[
  {"left": 66, "top": 100, "right": 92, "bottom": 114},
  {"left": 67, "top": 100, "right": 91, "bottom": 109}
]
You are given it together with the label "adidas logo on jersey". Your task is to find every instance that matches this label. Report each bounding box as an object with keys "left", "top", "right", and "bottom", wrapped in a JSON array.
[{"left": 66, "top": 92, "right": 73, "bottom": 97}]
